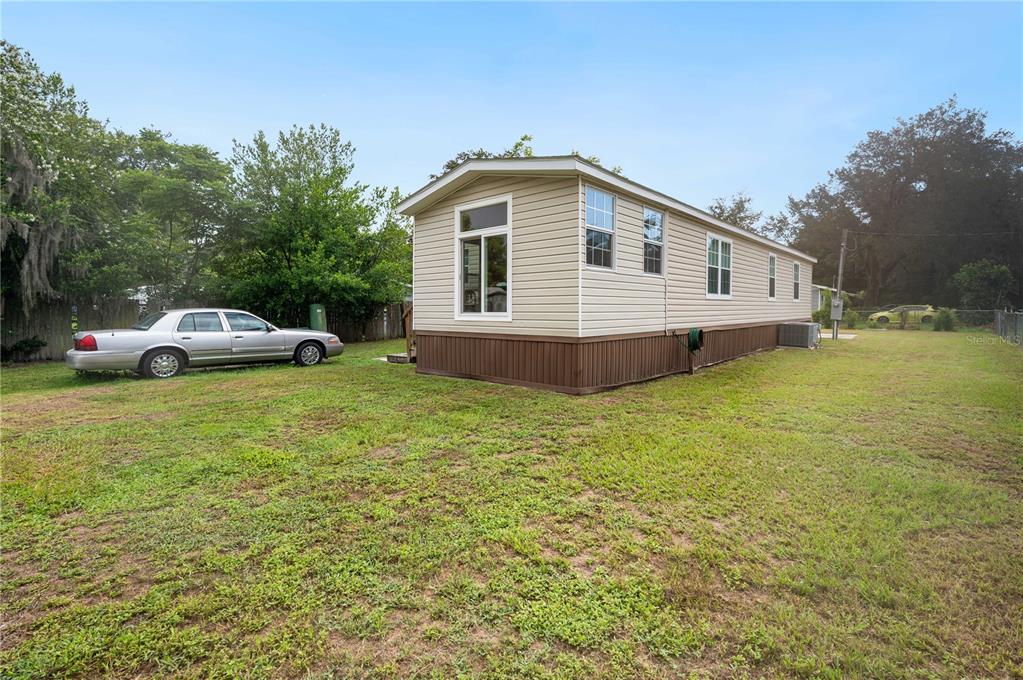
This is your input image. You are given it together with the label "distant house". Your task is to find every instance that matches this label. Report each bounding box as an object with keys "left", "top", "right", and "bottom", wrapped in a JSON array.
[
  {"left": 397, "top": 157, "right": 816, "bottom": 393},
  {"left": 812, "top": 284, "right": 837, "bottom": 312}
]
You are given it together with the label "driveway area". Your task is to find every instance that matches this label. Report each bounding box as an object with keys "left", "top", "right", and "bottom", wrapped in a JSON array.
[{"left": 2, "top": 332, "right": 1021, "bottom": 678}]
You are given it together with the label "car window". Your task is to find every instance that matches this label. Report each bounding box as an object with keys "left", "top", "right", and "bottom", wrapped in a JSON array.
[
  {"left": 177, "top": 312, "right": 224, "bottom": 333},
  {"left": 131, "top": 312, "right": 166, "bottom": 330},
  {"left": 224, "top": 312, "right": 268, "bottom": 332}
]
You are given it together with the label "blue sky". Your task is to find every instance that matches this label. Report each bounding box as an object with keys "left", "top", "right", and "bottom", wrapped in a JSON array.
[{"left": 3, "top": 2, "right": 1020, "bottom": 217}]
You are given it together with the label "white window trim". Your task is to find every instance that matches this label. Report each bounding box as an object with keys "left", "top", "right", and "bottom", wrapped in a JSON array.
[
  {"left": 705, "top": 232, "right": 733, "bottom": 300},
  {"left": 768, "top": 253, "right": 777, "bottom": 301},
  {"left": 793, "top": 262, "right": 801, "bottom": 300},
  {"left": 584, "top": 184, "right": 616, "bottom": 272},
  {"left": 452, "top": 193, "right": 513, "bottom": 321},
  {"left": 642, "top": 205, "right": 665, "bottom": 278}
]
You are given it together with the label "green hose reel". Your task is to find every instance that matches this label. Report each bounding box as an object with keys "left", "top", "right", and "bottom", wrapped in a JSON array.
[{"left": 687, "top": 327, "right": 704, "bottom": 353}]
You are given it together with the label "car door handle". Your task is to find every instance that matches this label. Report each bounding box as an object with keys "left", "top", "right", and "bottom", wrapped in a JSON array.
[
  {"left": 234, "top": 335, "right": 244, "bottom": 339},
  {"left": 181, "top": 336, "right": 192, "bottom": 340}
]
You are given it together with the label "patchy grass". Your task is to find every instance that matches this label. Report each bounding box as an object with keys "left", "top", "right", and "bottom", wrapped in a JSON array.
[{"left": 1, "top": 331, "right": 1021, "bottom": 679}]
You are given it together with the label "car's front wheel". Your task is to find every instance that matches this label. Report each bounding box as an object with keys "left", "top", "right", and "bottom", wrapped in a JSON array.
[
  {"left": 143, "top": 349, "right": 185, "bottom": 379},
  {"left": 921, "top": 315, "right": 933, "bottom": 324},
  {"left": 294, "top": 341, "right": 323, "bottom": 367},
  {"left": 877, "top": 316, "right": 890, "bottom": 325}
]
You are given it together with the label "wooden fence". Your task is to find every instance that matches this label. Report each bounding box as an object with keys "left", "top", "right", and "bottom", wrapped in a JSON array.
[
  {"left": 1, "top": 300, "right": 405, "bottom": 362},
  {"left": 1, "top": 299, "right": 142, "bottom": 361},
  {"left": 327, "top": 303, "right": 405, "bottom": 342}
]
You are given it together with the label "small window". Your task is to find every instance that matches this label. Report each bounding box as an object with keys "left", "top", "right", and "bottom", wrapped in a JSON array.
[
  {"left": 460, "top": 202, "right": 507, "bottom": 232},
  {"left": 177, "top": 312, "right": 224, "bottom": 332},
  {"left": 707, "top": 235, "right": 732, "bottom": 297},
  {"left": 643, "top": 208, "right": 663, "bottom": 275},
  {"left": 585, "top": 186, "right": 615, "bottom": 268},
  {"left": 793, "top": 262, "right": 801, "bottom": 300},
  {"left": 768, "top": 254, "right": 777, "bottom": 300},
  {"left": 224, "top": 312, "right": 269, "bottom": 332}
]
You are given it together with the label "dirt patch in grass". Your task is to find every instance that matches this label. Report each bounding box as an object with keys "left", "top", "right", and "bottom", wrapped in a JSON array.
[{"left": 0, "top": 387, "right": 163, "bottom": 429}]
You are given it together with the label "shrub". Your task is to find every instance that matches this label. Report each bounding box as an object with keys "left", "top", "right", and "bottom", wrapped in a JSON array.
[
  {"left": 0, "top": 336, "right": 47, "bottom": 362},
  {"left": 952, "top": 260, "right": 1015, "bottom": 310},
  {"left": 843, "top": 310, "right": 860, "bottom": 329},
  {"left": 932, "top": 308, "right": 957, "bottom": 331}
]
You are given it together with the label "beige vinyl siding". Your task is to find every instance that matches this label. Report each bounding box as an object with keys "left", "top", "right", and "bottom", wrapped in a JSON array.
[
  {"left": 580, "top": 180, "right": 667, "bottom": 336},
  {"left": 413, "top": 175, "right": 579, "bottom": 335},
  {"left": 412, "top": 171, "right": 812, "bottom": 338},
  {"left": 578, "top": 180, "right": 811, "bottom": 335},
  {"left": 665, "top": 212, "right": 812, "bottom": 329}
]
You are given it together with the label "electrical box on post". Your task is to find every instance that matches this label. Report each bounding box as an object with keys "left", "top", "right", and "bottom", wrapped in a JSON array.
[{"left": 830, "top": 299, "right": 844, "bottom": 321}]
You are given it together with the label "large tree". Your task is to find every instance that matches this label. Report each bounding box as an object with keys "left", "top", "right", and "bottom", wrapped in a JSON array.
[
  {"left": 432, "top": 134, "right": 535, "bottom": 179},
  {"left": 216, "top": 125, "right": 411, "bottom": 327},
  {"left": 433, "top": 135, "right": 624, "bottom": 178},
  {"left": 111, "top": 129, "right": 234, "bottom": 305},
  {"left": 778, "top": 99, "right": 1023, "bottom": 306},
  {"left": 707, "top": 192, "right": 763, "bottom": 234},
  {"left": 1, "top": 41, "right": 122, "bottom": 314}
]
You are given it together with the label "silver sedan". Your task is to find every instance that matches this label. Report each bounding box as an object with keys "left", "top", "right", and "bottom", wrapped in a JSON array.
[{"left": 66, "top": 308, "right": 345, "bottom": 378}]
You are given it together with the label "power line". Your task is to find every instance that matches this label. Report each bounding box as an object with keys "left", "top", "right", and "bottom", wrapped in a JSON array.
[{"left": 846, "top": 229, "right": 1017, "bottom": 237}]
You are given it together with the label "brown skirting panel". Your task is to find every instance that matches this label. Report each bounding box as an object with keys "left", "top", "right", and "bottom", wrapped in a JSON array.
[{"left": 416, "top": 323, "right": 782, "bottom": 394}]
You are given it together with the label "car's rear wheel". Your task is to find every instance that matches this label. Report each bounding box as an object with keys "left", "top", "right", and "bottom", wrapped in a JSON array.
[
  {"left": 295, "top": 341, "right": 323, "bottom": 367},
  {"left": 921, "top": 315, "right": 933, "bottom": 324},
  {"left": 143, "top": 349, "right": 185, "bottom": 379},
  {"left": 877, "top": 316, "right": 890, "bottom": 325}
]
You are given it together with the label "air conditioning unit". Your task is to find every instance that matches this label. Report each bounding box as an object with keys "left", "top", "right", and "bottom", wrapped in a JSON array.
[{"left": 779, "top": 322, "right": 821, "bottom": 348}]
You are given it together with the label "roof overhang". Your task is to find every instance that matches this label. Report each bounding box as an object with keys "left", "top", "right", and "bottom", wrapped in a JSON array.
[{"left": 397, "top": 156, "right": 817, "bottom": 264}]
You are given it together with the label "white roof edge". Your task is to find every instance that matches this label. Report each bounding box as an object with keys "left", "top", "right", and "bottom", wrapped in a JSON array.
[
  {"left": 397, "top": 157, "right": 817, "bottom": 263},
  {"left": 396, "top": 157, "right": 578, "bottom": 213}
]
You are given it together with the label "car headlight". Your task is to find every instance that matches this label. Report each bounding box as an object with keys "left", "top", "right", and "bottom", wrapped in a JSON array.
[{"left": 327, "top": 336, "right": 341, "bottom": 345}]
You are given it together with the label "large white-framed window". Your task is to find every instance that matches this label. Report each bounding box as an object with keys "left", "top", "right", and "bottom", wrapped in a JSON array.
[
  {"left": 585, "top": 185, "right": 615, "bottom": 269},
  {"left": 706, "top": 233, "right": 733, "bottom": 299},
  {"left": 453, "top": 194, "right": 512, "bottom": 319},
  {"left": 793, "top": 262, "right": 801, "bottom": 300},
  {"left": 768, "top": 254, "right": 777, "bottom": 300},
  {"left": 642, "top": 207, "right": 664, "bottom": 275}
]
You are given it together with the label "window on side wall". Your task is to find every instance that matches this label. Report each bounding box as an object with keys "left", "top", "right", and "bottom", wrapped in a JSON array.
[
  {"left": 768, "top": 254, "right": 777, "bottom": 300},
  {"left": 706, "top": 234, "right": 732, "bottom": 298},
  {"left": 585, "top": 186, "right": 615, "bottom": 268},
  {"left": 456, "top": 198, "right": 510, "bottom": 316},
  {"left": 643, "top": 208, "right": 664, "bottom": 275},
  {"left": 793, "top": 262, "right": 801, "bottom": 300}
]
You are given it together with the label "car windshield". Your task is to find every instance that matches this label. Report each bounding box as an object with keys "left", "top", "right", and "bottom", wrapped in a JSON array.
[{"left": 131, "top": 312, "right": 166, "bottom": 330}]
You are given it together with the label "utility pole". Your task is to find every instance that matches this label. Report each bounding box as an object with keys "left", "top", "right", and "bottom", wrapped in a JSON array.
[{"left": 832, "top": 228, "right": 848, "bottom": 340}]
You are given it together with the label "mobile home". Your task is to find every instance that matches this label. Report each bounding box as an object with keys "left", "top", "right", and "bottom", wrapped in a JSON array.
[{"left": 397, "top": 156, "right": 816, "bottom": 393}]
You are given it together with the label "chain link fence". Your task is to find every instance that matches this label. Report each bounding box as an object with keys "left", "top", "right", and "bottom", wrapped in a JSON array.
[
  {"left": 994, "top": 311, "right": 1022, "bottom": 346},
  {"left": 840, "top": 308, "right": 1015, "bottom": 331}
]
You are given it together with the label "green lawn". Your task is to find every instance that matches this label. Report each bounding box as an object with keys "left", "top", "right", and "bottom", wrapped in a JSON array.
[{"left": 2, "top": 331, "right": 1021, "bottom": 679}]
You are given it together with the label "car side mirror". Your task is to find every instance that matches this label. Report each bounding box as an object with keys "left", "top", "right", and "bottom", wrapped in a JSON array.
[{"left": 266, "top": 324, "right": 276, "bottom": 332}]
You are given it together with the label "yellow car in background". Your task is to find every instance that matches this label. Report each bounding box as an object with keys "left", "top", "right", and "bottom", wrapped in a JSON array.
[{"left": 868, "top": 305, "right": 937, "bottom": 325}]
